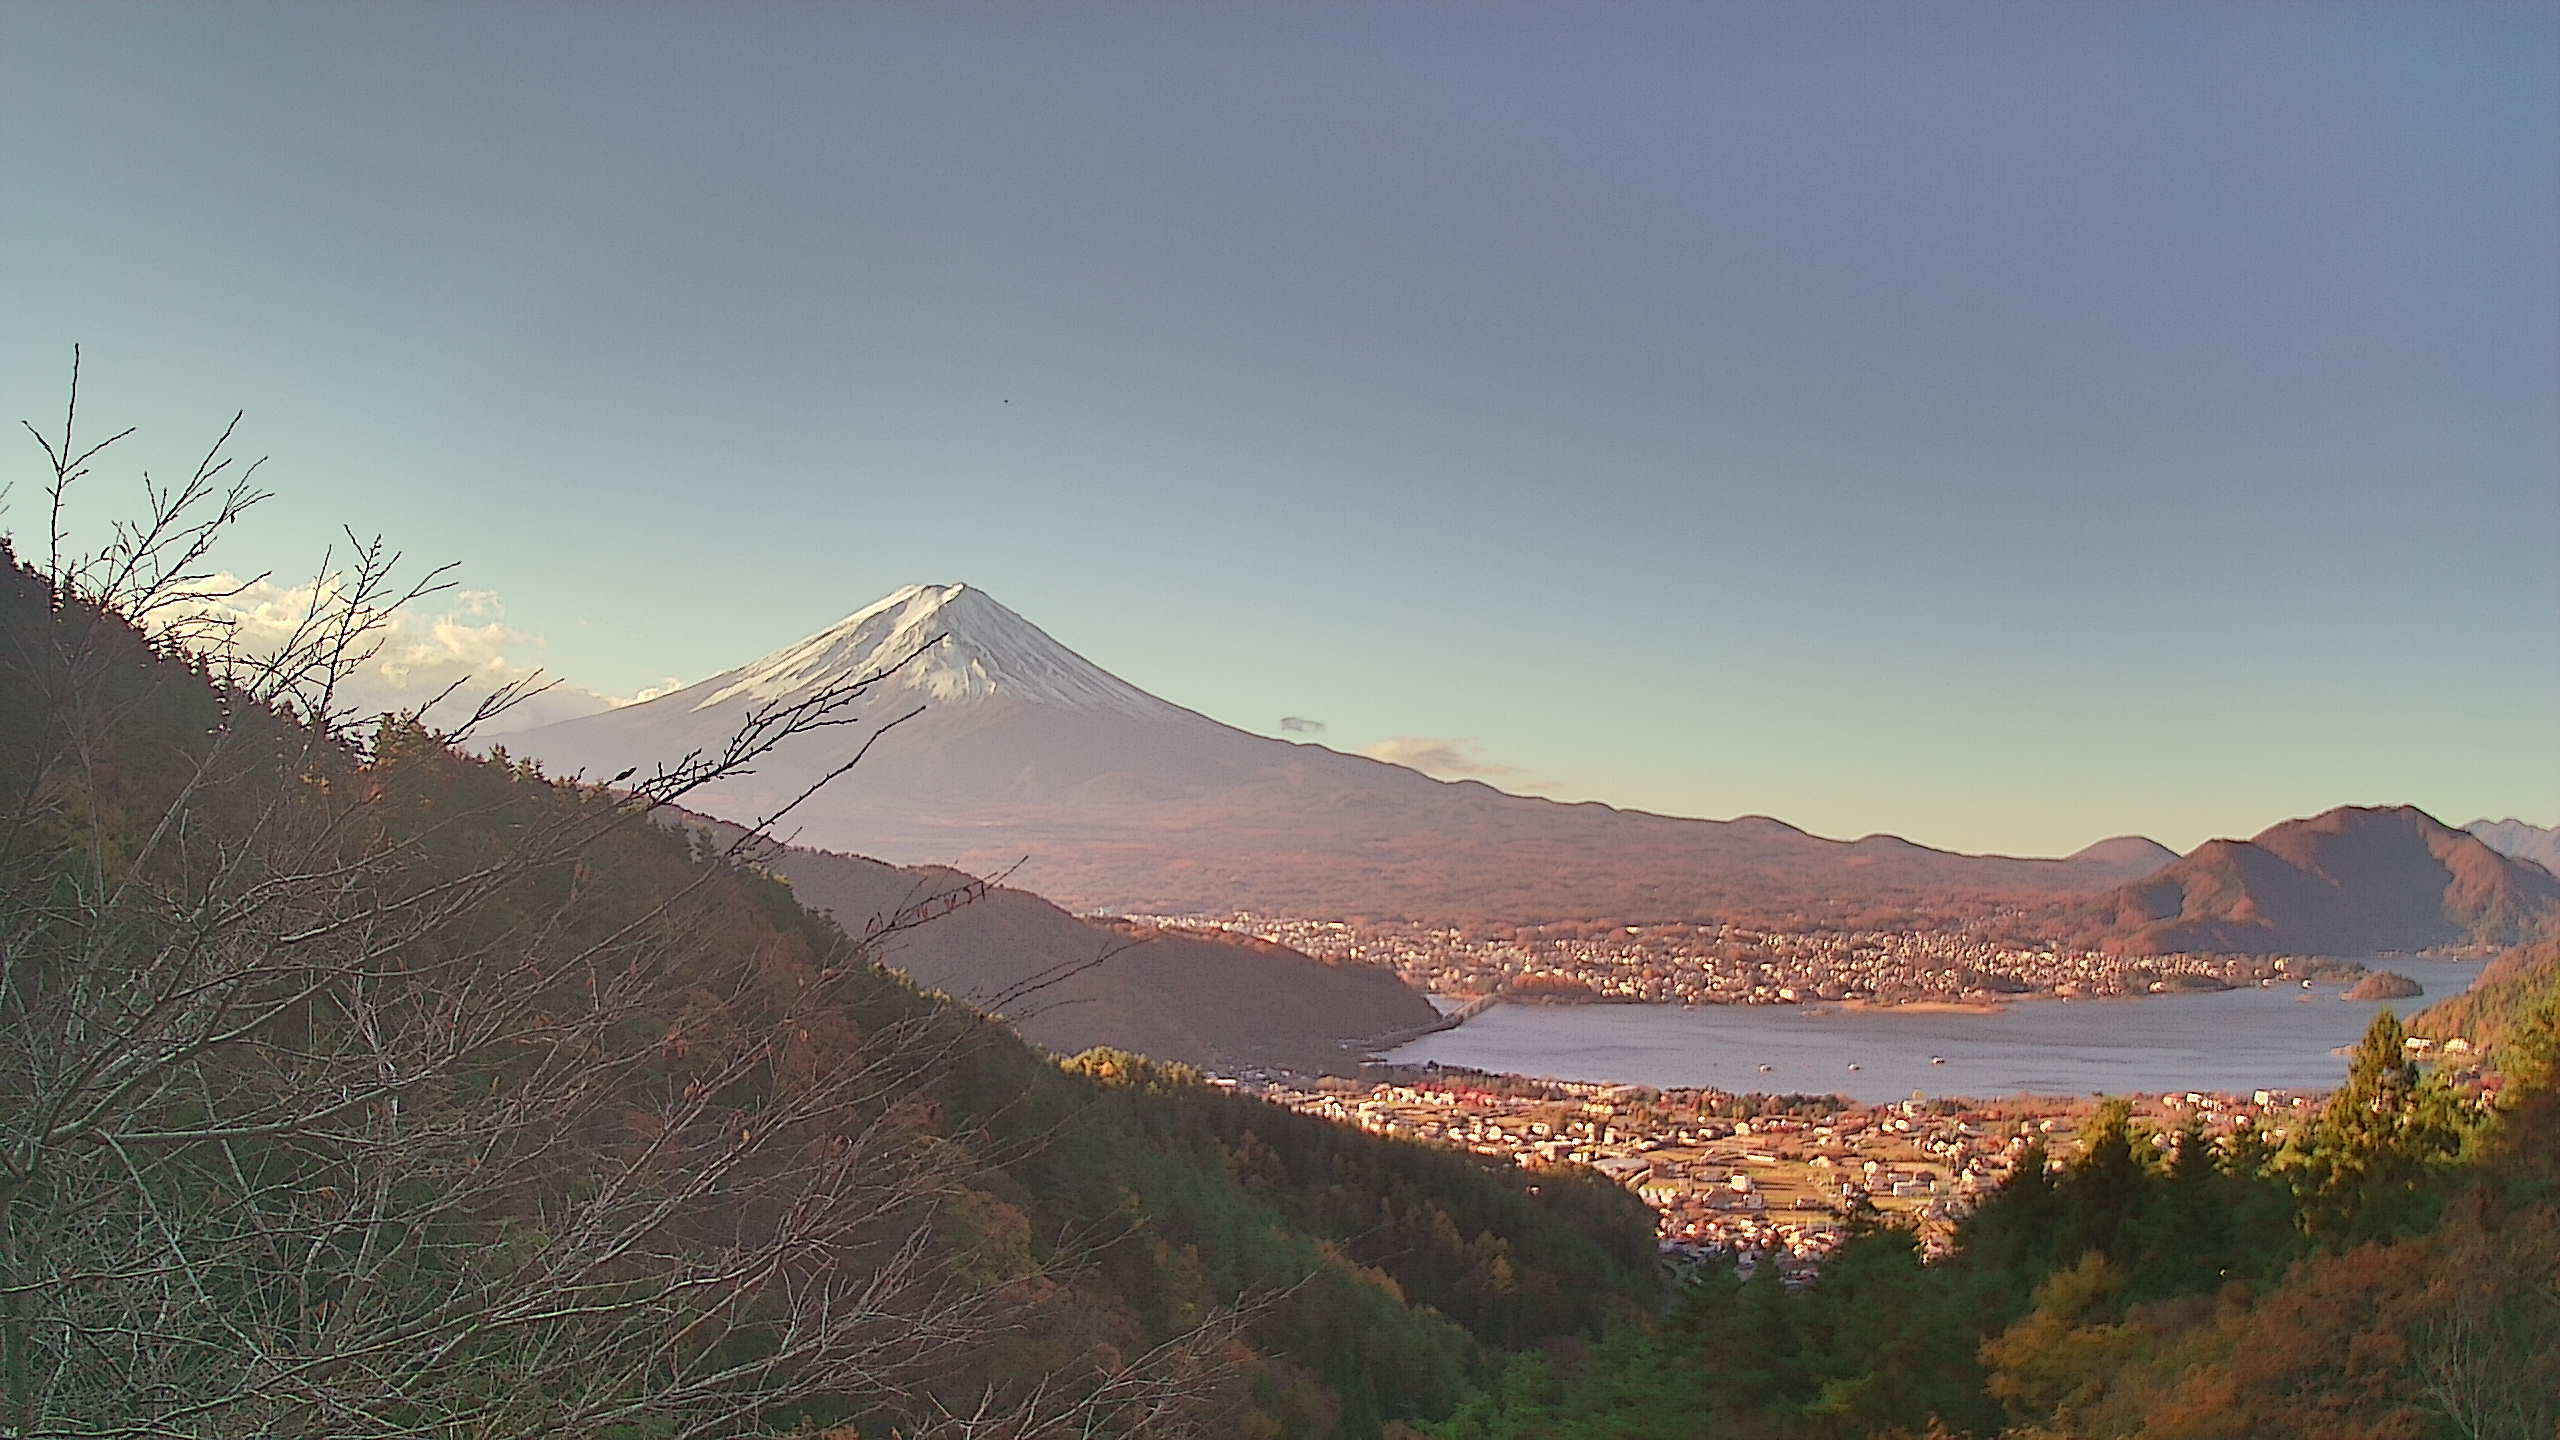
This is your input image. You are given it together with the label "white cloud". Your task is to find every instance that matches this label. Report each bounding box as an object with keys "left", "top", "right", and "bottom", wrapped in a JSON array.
[
  {"left": 160, "top": 574, "right": 643, "bottom": 732},
  {"left": 1361, "top": 735, "right": 1524, "bottom": 781}
]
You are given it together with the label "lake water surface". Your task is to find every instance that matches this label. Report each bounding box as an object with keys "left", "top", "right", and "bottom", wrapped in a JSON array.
[{"left": 1385, "top": 958, "right": 2481, "bottom": 1103}]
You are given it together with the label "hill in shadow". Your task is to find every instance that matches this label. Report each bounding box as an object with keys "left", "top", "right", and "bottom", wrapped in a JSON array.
[{"left": 677, "top": 813, "right": 1437, "bottom": 1075}]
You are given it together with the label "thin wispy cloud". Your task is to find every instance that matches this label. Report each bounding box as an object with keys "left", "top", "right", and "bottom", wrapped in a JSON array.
[{"left": 1361, "top": 736, "right": 1522, "bottom": 782}]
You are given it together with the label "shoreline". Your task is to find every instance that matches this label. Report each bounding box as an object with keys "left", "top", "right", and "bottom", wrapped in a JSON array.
[{"left": 1386, "top": 956, "right": 2483, "bottom": 1103}]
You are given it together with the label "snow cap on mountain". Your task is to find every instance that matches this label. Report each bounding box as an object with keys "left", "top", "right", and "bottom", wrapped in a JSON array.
[{"left": 692, "top": 583, "right": 1178, "bottom": 718}]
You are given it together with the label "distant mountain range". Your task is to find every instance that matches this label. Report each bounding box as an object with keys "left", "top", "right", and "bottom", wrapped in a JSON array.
[
  {"left": 2065, "top": 805, "right": 2560, "bottom": 957},
  {"left": 507, "top": 584, "right": 2174, "bottom": 925},
  {"left": 677, "top": 813, "right": 1432, "bottom": 1075},
  {"left": 2469, "top": 818, "right": 2560, "bottom": 877}
]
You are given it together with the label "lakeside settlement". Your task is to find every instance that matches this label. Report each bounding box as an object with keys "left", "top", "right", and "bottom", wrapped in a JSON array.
[{"left": 1221, "top": 1035, "right": 2495, "bottom": 1274}]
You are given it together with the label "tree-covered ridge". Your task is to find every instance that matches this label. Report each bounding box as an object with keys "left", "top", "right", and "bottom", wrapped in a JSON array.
[
  {"left": 0, "top": 539, "right": 1661, "bottom": 1438},
  {"left": 1434, "top": 1003, "right": 2560, "bottom": 1439},
  {"left": 2412, "top": 936, "right": 2560, "bottom": 1056},
  {"left": 1063, "top": 1051, "right": 1658, "bottom": 1351}
]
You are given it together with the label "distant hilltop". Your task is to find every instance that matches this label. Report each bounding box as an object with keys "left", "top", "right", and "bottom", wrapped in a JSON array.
[
  {"left": 2066, "top": 835, "right": 2181, "bottom": 873},
  {"left": 2469, "top": 817, "right": 2560, "bottom": 877},
  {"left": 2063, "top": 805, "right": 2560, "bottom": 957}
]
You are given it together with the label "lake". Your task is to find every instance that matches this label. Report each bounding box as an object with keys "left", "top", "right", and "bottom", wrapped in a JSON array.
[{"left": 1385, "top": 958, "right": 2481, "bottom": 1103}]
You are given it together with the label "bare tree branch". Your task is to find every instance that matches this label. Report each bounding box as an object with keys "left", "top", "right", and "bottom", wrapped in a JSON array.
[{"left": 0, "top": 368, "right": 1245, "bottom": 1438}]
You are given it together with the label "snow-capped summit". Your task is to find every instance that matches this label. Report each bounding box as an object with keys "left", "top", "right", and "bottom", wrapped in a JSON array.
[
  {"left": 507, "top": 585, "right": 2178, "bottom": 925},
  {"left": 690, "top": 583, "right": 1179, "bottom": 720}
]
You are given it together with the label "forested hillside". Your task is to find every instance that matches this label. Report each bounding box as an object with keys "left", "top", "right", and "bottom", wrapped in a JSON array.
[
  {"left": 2414, "top": 938, "right": 2560, "bottom": 1055},
  {"left": 1433, "top": 1003, "right": 2560, "bottom": 1438},
  {"left": 0, "top": 536, "right": 1659, "bottom": 1438}
]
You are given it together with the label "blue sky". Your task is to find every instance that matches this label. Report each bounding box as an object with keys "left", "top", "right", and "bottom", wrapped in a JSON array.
[{"left": 5, "top": 3, "right": 2553, "bottom": 855}]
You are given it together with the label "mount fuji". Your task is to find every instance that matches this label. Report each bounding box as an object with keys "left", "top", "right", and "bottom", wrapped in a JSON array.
[{"left": 506, "top": 583, "right": 2172, "bottom": 923}]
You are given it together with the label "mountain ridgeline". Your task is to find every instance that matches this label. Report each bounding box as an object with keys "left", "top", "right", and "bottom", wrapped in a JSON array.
[
  {"left": 2061, "top": 805, "right": 2560, "bottom": 957},
  {"left": 671, "top": 811, "right": 1436, "bottom": 1075},
  {"left": 509, "top": 583, "right": 2173, "bottom": 926},
  {"left": 2470, "top": 816, "right": 2560, "bottom": 877}
]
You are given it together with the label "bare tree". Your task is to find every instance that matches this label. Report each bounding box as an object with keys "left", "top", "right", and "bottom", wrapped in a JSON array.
[
  {"left": 2403, "top": 1189, "right": 2560, "bottom": 1440},
  {"left": 0, "top": 367, "right": 1245, "bottom": 1437}
]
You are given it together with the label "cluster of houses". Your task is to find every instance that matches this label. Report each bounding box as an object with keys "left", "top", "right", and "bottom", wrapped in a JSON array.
[
  {"left": 1146, "top": 911, "right": 2286, "bottom": 1007},
  {"left": 1223, "top": 1066, "right": 2388, "bottom": 1273},
  {"left": 1236, "top": 1074, "right": 2091, "bottom": 1265}
]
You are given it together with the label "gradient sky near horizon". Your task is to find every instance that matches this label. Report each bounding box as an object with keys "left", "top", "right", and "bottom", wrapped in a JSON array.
[{"left": 5, "top": 3, "right": 2554, "bottom": 857}]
